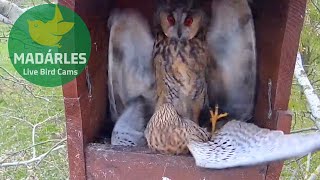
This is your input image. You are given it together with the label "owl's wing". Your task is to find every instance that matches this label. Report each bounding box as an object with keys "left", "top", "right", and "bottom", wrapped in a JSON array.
[
  {"left": 108, "top": 9, "right": 155, "bottom": 122},
  {"left": 206, "top": 0, "right": 256, "bottom": 121},
  {"left": 188, "top": 120, "right": 320, "bottom": 169},
  {"left": 108, "top": 10, "right": 155, "bottom": 146},
  {"left": 111, "top": 97, "right": 149, "bottom": 146}
]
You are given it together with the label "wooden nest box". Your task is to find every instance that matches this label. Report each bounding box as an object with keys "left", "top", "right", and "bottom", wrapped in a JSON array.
[{"left": 60, "top": 0, "right": 307, "bottom": 179}]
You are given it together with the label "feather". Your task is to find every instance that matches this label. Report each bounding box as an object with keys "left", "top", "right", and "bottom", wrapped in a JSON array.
[
  {"left": 111, "top": 97, "right": 150, "bottom": 146},
  {"left": 188, "top": 120, "right": 320, "bottom": 169},
  {"left": 206, "top": 0, "right": 256, "bottom": 121},
  {"left": 108, "top": 9, "right": 155, "bottom": 146}
]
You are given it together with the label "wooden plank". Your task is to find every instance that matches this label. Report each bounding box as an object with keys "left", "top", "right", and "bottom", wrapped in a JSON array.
[
  {"left": 253, "top": 0, "right": 306, "bottom": 129},
  {"left": 64, "top": 97, "right": 87, "bottom": 180},
  {"left": 252, "top": 0, "right": 307, "bottom": 179},
  {"left": 86, "top": 144, "right": 268, "bottom": 180},
  {"left": 60, "top": 0, "right": 112, "bottom": 180},
  {"left": 265, "top": 111, "right": 293, "bottom": 180}
]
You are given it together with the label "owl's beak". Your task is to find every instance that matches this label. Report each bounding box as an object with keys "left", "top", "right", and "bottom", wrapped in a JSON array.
[{"left": 177, "top": 27, "right": 182, "bottom": 38}]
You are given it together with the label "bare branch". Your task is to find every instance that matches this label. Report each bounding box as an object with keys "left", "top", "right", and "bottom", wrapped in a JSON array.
[
  {"left": 35, "top": 138, "right": 66, "bottom": 167},
  {"left": 294, "top": 52, "right": 320, "bottom": 129},
  {"left": 0, "top": 139, "right": 63, "bottom": 164},
  {"left": 0, "top": 144, "right": 65, "bottom": 168},
  {"left": 43, "top": 0, "right": 53, "bottom": 4},
  {"left": 291, "top": 127, "right": 318, "bottom": 133},
  {"left": 305, "top": 153, "right": 312, "bottom": 179},
  {"left": 311, "top": 0, "right": 320, "bottom": 14},
  {"left": 0, "top": 66, "right": 51, "bottom": 102},
  {"left": 0, "top": 0, "right": 24, "bottom": 24},
  {"left": 308, "top": 164, "right": 320, "bottom": 180},
  {"left": 0, "top": 13, "right": 12, "bottom": 24}
]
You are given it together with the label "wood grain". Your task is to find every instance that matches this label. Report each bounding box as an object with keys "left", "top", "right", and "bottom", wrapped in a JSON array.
[{"left": 86, "top": 143, "right": 268, "bottom": 180}]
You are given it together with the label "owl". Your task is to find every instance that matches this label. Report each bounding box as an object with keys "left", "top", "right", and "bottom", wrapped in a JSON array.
[
  {"left": 108, "top": 0, "right": 320, "bottom": 169},
  {"left": 206, "top": 0, "right": 257, "bottom": 122},
  {"left": 108, "top": 10, "right": 155, "bottom": 146},
  {"left": 153, "top": 0, "right": 209, "bottom": 125},
  {"left": 108, "top": 0, "right": 256, "bottom": 147}
]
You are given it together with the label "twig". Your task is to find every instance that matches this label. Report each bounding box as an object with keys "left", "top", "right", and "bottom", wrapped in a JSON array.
[
  {"left": 311, "top": 0, "right": 320, "bottom": 14},
  {"left": 290, "top": 167, "right": 299, "bottom": 180},
  {"left": 0, "top": 114, "right": 33, "bottom": 127},
  {"left": 0, "top": 14, "right": 12, "bottom": 24},
  {"left": 308, "top": 164, "right": 320, "bottom": 180},
  {"left": 43, "top": 0, "right": 53, "bottom": 4},
  {"left": 35, "top": 138, "right": 66, "bottom": 167},
  {"left": 32, "top": 114, "right": 62, "bottom": 156},
  {"left": 0, "top": 139, "right": 63, "bottom": 163},
  {"left": 291, "top": 127, "right": 318, "bottom": 133},
  {"left": 294, "top": 53, "right": 320, "bottom": 129},
  {"left": 0, "top": 67, "right": 51, "bottom": 102},
  {"left": 305, "top": 153, "right": 312, "bottom": 179},
  {"left": 0, "top": 145, "right": 65, "bottom": 168},
  {"left": 0, "top": 0, "right": 24, "bottom": 24}
]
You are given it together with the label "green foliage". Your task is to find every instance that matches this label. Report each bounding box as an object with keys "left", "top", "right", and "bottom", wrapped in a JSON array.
[
  {"left": 281, "top": 0, "right": 320, "bottom": 179},
  {"left": 299, "top": 0, "right": 320, "bottom": 86},
  {"left": 0, "top": 1, "right": 68, "bottom": 179}
]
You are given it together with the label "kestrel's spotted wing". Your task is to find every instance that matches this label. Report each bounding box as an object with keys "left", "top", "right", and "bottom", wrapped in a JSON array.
[
  {"left": 108, "top": 10, "right": 155, "bottom": 146},
  {"left": 188, "top": 120, "right": 320, "bottom": 169}
]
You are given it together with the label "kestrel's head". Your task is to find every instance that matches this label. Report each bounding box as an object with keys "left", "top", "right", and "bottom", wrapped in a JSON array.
[{"left": 155, "top": 0, "right": 206, "bottom": 40}]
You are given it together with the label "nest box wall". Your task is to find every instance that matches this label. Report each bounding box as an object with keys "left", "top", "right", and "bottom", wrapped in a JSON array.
[{"left": 60, "top": 0, "right": 307, "bottom": 179}]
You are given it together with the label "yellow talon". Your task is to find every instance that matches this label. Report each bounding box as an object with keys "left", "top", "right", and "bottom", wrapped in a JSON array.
[{"left": 210, "top": 104, "right": 228, "bottom": 133}]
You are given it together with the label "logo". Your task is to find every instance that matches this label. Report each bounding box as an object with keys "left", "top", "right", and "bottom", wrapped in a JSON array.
[
  {"left": 28, "top": 5, "right": 74, "bottom": 48},
  {"left": 8, "top": 4, "right": 91, "bottom": 87}
]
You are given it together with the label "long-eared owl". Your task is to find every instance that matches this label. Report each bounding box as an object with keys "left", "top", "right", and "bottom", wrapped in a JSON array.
[
  {"left": 153, "top": 0, "right": 210, "bottom": 125},
  {"left": 108, "top": 0, "right": 257, "bottom": 147}
]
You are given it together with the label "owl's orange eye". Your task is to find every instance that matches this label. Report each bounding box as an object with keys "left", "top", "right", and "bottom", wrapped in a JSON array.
[
  {"left": 184, "top": 16, "right": 193, "bottom": 26},
  {"left": 167, "top": 14, "right": 175, "bottom": 25}
]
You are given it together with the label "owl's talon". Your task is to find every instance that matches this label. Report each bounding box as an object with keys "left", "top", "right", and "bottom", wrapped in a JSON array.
[{"left": 210, "top": 104, "right": 228, "bottom": 134}]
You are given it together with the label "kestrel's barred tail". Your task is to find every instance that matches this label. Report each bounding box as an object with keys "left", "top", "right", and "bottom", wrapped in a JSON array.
[
  {"left": 145, "top": 103, "right": 320, "bottom": 167},
  {"left": 188, "top": 120, "right": 320, "bottom": 169},
  {"left": 145, "top": 103, "right": 210, "bottom": 155}
]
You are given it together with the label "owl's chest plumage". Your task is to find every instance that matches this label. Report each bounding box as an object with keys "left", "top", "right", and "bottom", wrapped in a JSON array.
[{"left": 153, "top": 34, "right": 209, "bottom": 123}]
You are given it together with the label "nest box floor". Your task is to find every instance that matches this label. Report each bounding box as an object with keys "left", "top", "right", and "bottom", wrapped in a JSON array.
[{"left": 85, "top": 143, "right": 269, "bottom": 180}]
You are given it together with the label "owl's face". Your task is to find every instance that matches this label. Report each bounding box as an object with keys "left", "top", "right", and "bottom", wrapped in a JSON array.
[{"left": 156, "top": 0, "right": 205, "bottom": 40}]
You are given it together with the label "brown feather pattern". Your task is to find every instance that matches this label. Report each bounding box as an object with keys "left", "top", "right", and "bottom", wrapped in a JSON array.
[
  {"left": 153, "top": 33, "right": 209, "bottom": 124},
  {"left": 145, "top": 103, "right": 210, "bottom": 154}
]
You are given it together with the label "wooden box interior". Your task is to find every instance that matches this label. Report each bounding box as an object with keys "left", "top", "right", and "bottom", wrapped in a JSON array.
[{"left": 60, "top": 0, "right": 307, "bottom": 179}]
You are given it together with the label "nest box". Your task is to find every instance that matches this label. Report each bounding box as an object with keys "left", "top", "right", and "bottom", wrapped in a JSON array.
[{"left": 60, "top": 0, "right": 307, "bottom": 179}]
